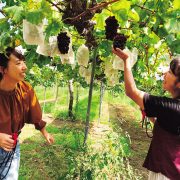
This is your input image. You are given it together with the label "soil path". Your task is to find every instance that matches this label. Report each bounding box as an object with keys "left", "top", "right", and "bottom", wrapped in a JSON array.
[
  {"left": 89, "top": 101, "right": 112, "bottom": 150},
  {"left": 109, "top": 103, "right": 150, "bottom": 179},
  {"left": 89, "top": 101, "right": 149, "bottom": 179}
]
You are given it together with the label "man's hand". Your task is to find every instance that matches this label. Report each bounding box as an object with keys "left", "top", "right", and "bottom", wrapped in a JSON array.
[
  {"left": 0, "top": 133, "right": 15, "bottom": 151},
  {"left": 112, "top": 48, "right": 129, "bottom": 61}
]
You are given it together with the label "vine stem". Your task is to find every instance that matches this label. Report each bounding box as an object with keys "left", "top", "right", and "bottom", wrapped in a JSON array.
[
  {"left": 153, "top": 50, "right": 159, "bottom": 66},
  {"left": 135, "top": 4, "right": 155, "bottom": 14},
  {"left": 64, "top": 0, "right": 120, "bottom": 22},
  {"left": 0, "top": 10, "right": 6, "bottom": 16},
  {"left": 143, "top": 44, "right": 150, "bottom": 74},
  {"left": 46, "top": 0, "right": 65, "bottom": 13}
]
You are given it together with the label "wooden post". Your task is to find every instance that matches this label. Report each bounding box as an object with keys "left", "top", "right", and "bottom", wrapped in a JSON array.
[
  {"left": 83, "top": 48, "right": 97, "bottom": 145},
  {"left": 98, "top": 81, "right": 105, "bottom": 124},
  {"left": 68, "top": 79, "right": 74, "bottom": 120}
]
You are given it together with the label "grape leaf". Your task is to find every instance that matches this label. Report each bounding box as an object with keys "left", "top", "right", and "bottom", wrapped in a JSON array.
[
  {"left": 0, "top": 18, "right": 10, "bottom": 32},
  {"left": 25, "top": 10, "right": 44, "bottom": 25},
  {"left": 111, "top": 0, "right": 131, "bottom": 11},
  {"left": 45, "top": 19, "right": 62, "bottom": 39},
  {"left": 128, "top": 9, "right": 140, "bottom": 22},
  {"left": 173, "top": 0, "right": 180, "bottom": 10},
  {"left": 169, "top": 39, "right": 180, "bottom": 54},
  {"left": 4, "top": 6, "right": 24, "bottom": 23}
]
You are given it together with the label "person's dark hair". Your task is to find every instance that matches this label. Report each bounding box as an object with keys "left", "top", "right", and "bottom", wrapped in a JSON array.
[
  {"left": 170, "top": 57, "right": 180, "bottom": 98},
  {"left": 170, "top": 57, "right": 180, "bottom": 82},
  {"left": 0, "top": 47, "right": 25, "bottom": 80}
]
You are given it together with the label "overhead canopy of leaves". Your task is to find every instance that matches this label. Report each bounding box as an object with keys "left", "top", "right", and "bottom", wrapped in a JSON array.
[{"left": 0, "top": 0, "right": 179, "bottom": 91}]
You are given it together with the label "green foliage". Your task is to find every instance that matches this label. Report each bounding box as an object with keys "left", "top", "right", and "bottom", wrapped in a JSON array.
[
  {"left": 66, "top": 131, "right": 142, "bottom": 180},
  {"left": 44, "top": 19, "right": 62, "bottom": 39},
  {"left": 25, "top": 63, "right": 56, "bottom": 88},
  {"left": 34, "top": 86, "right": 100, "bottom": 121},
  {"left": 169, "top": 39, "right": 180, "bottom": 54},
  {"left": 19, "top": 122, "right": 84, "bottom": 179},
  {"left": 4, "top": 5, "right": 24, "bottom": 23},
  {"left": 0, "top": 18, "right": 10, "bottom": 32},
  {"left": 18, "top": 86, "right": 146, "bottom": 179},
  {"left": 25, "top": 9, "right": 44, "bottom": 24},
  {"left": 1, "top": 0, "right": 17, "bottom": 6},
  {"left": 0, "top": 0, "right": 179, "bottom": 94}
]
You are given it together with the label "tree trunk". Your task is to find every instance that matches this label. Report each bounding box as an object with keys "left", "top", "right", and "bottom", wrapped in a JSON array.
[
  {"left": 68, "top": 79, "right": 74, "bottom": 120},
  {"left": 84, "top": 48, "right": 97, "bottom": 145}
]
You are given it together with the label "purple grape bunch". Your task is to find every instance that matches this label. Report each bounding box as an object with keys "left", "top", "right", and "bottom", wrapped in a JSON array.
[
  {"left": 57, "top": 32, "right": 70, "bottom": 54},
  {"left": 105, "top": 16, "right": 119, "bottom": 40},
  {"left": 113, "top": 34, "right": 127, "bottom": 50}
]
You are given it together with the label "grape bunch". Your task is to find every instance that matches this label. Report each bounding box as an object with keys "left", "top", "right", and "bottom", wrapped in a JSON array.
[
  {"left": 62, "top": 0, "right": 94, "bottom": 35},
  {"left": 113, "top": 34, "right": 127, "bottom": 50},
  {"left": 57, "top": 32, "right": 70, "bottom": 54},
  {"left": 105, "top": 16, "right": 119, "bottom": 40}
]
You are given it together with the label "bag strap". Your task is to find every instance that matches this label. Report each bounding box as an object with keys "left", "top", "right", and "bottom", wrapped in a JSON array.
[{"left": 141, "top": 109, "right": 153, "bottom": 138}]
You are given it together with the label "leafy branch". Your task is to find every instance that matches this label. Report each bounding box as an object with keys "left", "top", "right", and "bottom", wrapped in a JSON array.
[
  {"left": 0, "top": 9, "right": 6, "bottom": 16},
  {"left": 135, "top": 4, "right": 156, "bottom": 14},
  {"left": 143, "top": 44, "right": 150, "bottom": 74},
  {"left": 63, "top": 0, "right": 120, "bottom": 22},
  {"left": 46, "top": 0, "right": 65, "bottom": 13},
  {"left": 153, "top": 50, "right": 159, "bottom": 67}
]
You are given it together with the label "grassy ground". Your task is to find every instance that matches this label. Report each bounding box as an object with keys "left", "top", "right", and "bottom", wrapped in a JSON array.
[
  {"left": 35, "top": 86, "right": 100, "bottom": 121},
  {"left": 19, "top": 86, "right": 149, "bottom": 179},
  {"left": 19, "top": 120, "right": 85, "bottom": 179}
]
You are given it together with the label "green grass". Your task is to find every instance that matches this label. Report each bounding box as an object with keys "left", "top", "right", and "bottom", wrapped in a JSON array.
[
  {"left": 104, "top": 91, "right": 141, "bottom": 121},
  {"left": 34, "top": 86, "right": 58, "bottom": 100},
  {"left": 74, "top": 91, "right": 100, "bottom": 121},
  {"left": 19, "top": 121, "right": 84, "bottom": 179},
  {"left": 36, "top": 86, "right": 100, "bottom": 122}
]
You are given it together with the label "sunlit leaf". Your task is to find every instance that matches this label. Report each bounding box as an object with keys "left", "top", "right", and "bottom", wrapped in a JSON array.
[
  {"left": 128, "top": 9, "right": 140, "bottom": 22},
  {"left": 173, "top": 0, "right": 180, "bottom": 10},
  {"left": 111, "top": 0, "right": 131, "bottom": 11},
  {"left": 0, "top": 18, "right": 10, "bottom": 32},
  {"left": 25, "top": 9, "right": 44, "bottom": 24},
  {"left": 4, "top": 6, "right": 24, "bottom": 23}
]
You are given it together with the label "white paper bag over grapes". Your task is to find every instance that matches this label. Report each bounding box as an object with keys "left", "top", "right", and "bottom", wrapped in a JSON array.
[
  {"left": 107, "top": 70, "right": 119, "bottom": 86},
  {"left": 113, "top": 48, "right": 138, "bottom": 71},
  {"left": 104, "top": 60, "right": 114, "bottom": 77},
  {"left": 68, "top": 46, "right": 75, "bottom": 65},
  {"left": 79, "top": 64, "right": 92, "bottom": 84},
  {"left": 36, "top": 36, "right": 60, "bottom": 57},
  {"left": 60, "top": 47, "right": 75, "bottom": 65},
  {"left": 79, "top": 66, "right": 86, "bottom": 77},
  {"left": 23, "top": 19, "right": 44, "bottom": 45},
  {"left": 76, "top": 45, "right": 89, "bottom": 67}
]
